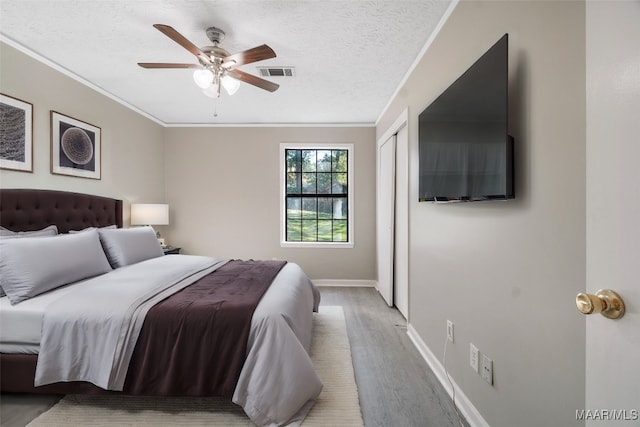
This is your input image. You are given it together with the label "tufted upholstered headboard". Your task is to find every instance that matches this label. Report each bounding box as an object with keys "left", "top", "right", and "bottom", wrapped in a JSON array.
[{"left": 0, "top": 188, "right": 123, "bottom": 234}]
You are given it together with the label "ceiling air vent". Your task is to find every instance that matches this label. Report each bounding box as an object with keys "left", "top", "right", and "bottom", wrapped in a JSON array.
[{"left": 257, "top": 66, "right": 296, "bottom": 77}]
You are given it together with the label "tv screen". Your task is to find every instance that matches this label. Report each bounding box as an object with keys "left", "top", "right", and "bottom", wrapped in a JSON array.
[{"left": 418, "top": 34, "right": 513, "bottom": 202}]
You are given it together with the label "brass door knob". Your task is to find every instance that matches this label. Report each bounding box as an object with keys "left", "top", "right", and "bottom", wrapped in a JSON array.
[{"left": 576, "top": 289, "right": 625, "bottom": 319}]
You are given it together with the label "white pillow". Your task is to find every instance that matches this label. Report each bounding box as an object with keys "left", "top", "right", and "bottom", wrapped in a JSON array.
[
  {"left": 98, "top": 226, "right": 164, "bottom": 268},
  {"left": 0, "top": 225, "right": 58, "bottom": 238},
  {"left": 0, "top": 229, "right": 112, "bottom": 304}
]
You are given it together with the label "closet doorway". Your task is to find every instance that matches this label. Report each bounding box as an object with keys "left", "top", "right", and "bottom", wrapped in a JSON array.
[{"left": 376, "top": 110, "right": 409, "bottom": 319}]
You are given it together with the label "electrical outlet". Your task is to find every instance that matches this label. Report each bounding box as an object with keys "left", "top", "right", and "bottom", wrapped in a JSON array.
[
  {"left": 446, "top": 320, "right": 454, "bottom": 343},
  {"left": 481, "top": 354, "right": 493, "bottom": 385},
  {"left": 470, "top": 343, "right": 479, "bottom": 373}
]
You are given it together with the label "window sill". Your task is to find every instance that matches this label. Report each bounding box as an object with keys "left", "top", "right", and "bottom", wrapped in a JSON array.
[{"left": 280, "top": 241, "right": 354, "bottom": 249}]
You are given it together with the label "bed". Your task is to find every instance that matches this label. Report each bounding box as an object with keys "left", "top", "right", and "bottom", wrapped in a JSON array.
[{"left": 0, "top": 188, "right": 322, "bottom": 426}]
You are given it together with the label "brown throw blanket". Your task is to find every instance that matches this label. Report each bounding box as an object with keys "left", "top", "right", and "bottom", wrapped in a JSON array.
[{"left": 122, "top": 259, "right": 287, "bottom": 397}]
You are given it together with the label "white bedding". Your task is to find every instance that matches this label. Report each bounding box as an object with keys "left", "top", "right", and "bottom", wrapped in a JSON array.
[
  {"left": 0, "top": 280, "right": 94, "bottom": 353},
  {"left": 0, "top": 257, "right": 221, "bottom": 355},
  {"left": 35, "top": 255, "right": 226, "bottom": 390},
  {"left": 0, "top": 259, "right": 317, "bottom": 354},
  {"left": 0, "top": 255, "right": 322, "bottom": 427}
]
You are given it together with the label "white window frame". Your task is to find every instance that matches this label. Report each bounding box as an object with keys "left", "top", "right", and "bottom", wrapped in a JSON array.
[{"left": 280, "top": 143, "right": 354, "bottom": 248}]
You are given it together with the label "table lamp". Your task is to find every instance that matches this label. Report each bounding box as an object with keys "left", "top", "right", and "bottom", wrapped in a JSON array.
[{"left": 130, "top": 203, "right": 169, "bottom": 246}]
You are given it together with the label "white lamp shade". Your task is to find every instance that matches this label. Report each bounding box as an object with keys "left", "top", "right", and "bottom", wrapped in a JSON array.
[
  {"left": 193, "top": 69, "right": 214, "bottom": 89},
  {"left": 131, "top": 204, "right": 169, "bottom": 225},
  {"left": 221, "top": 75, "right": 240, "bottom": 95}
]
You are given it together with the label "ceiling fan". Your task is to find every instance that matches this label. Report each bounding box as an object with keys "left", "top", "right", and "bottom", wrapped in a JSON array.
[{"left": 138, "top": 24, "right": 279, "bottom": 98}]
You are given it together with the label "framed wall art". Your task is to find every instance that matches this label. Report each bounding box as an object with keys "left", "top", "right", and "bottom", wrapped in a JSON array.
[
  {"left": 0, "top": 93, "right": 33, "bottom": 172},
  {"left": 51, "top": 111, "right": 101, "bottom": 180}
]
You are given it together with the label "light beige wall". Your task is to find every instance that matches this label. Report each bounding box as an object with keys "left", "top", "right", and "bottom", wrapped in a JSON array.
[
  {"left": 164, "top": 126, "right": 376, "bottom": 280},
  {"left": 0, "top": 42, "right": 165, "bottom": 221},
  {"left": 1, "top": 41, "right": 376, "bottom": 280},
  {"left": 377, "top": 1, "right": 586, "bottom": 426}
]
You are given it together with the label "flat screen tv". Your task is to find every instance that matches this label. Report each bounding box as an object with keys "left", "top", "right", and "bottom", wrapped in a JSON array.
[{"left": 418, "top": 34, "right": 514, "bottom": 202}]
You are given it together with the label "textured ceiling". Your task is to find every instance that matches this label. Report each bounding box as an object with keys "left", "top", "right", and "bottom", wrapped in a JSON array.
[{"left": 0, "top": 0, "right": 451, "bottom": 126}]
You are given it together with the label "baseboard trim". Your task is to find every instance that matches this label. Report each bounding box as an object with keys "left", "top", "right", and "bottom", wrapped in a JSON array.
[
  {"left": 312, "top": 279, "right": 376, "bottom": 288},
  {"left": 406, "top": 324, "right": 490, "bottom": 427}
]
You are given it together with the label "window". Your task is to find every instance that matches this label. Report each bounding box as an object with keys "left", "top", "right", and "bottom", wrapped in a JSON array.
[{"left": 280, "top": 144, "right": 354, "bottom": 248}]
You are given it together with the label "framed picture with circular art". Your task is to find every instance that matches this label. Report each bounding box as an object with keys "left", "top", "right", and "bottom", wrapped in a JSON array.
[
  {"left": 0, "top": 93, "right": 33, "bottom": 172},
  {"left": 51, "top": 111, "right": 101, "bottom": 180}
]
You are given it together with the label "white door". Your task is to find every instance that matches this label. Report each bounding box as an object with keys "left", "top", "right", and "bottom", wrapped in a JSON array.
[
  {"left": 585, "top": 2, "right": 639, "bottom": 421},
  {"left": 376, "top": 135, "right": 396, "bottom": 306}
]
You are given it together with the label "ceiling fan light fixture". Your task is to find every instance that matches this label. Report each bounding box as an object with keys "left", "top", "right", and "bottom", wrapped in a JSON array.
[
  {"left": 221, "top": 75, "right": 240, "bottom": 95},
  {"left": 140, "top": 24, "right": 279, "bottom": 96},
  {"left": 193, "top": 68, "right": 214, "bottom": 89}
]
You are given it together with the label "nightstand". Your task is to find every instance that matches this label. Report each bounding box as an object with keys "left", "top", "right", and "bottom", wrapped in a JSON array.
[{"left": 163, "top": 246, "right": 181, "bottom": 255}]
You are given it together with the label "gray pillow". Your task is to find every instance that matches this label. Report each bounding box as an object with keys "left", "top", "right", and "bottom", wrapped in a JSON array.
[
  {"left": 0, "top": 225, "right": 58, "bottom": 238},
  {"left": 98, "top": 226, "right": 164, "bottom": 268},
  {"left": 0, "top": 225, "right": 59, "bottom": 297},
  {"left": 69, "top": 224, "right": 117, "bottom": 234},
  {"left": 0, "top": 229, "right": 112, "bottom": 304}
]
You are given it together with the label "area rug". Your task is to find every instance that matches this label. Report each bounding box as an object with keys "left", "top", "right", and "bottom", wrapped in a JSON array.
[{"left": 27, "top": 305, "right": 363, "bottom": 426}]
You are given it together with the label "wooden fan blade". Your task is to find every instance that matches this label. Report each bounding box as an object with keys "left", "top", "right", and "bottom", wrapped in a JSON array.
[
  {"left": 153, "top": 24, "right": 209, "bottom": 63},
  {"left": 223, "top": 44, "right": 276, "bottom": 67},
  {"left": 227, "top": 69, "right": 279, "bottom": 92},
  {"left": 138, "top": 63, "right": 200, "bottom": 69}
]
